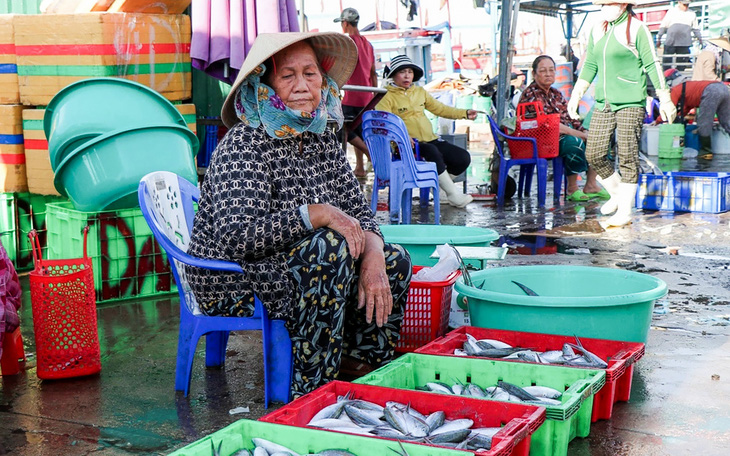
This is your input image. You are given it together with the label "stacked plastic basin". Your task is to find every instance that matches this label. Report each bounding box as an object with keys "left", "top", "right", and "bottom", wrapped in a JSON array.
[{"left": 44, "top": 77, "right": 199, "bottom": 212}]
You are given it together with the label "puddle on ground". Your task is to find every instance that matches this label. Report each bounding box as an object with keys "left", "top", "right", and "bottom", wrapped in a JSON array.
[{"left": 500, "top": 235, "right": 558, "bottom": 255}]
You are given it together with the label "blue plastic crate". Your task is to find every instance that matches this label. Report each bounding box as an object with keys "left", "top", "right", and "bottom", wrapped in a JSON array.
[{"left": 636, "top": 172, "right": 730, "bottom": 213}]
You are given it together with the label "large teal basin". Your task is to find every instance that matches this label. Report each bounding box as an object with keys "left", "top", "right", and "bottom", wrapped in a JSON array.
[
  {"left": 53, "top": 125, "right": 199, "bottom": 211},
  {"left": 380, "top": 224, "right": 499, "bottom": 266},
  {"left": 44, "top": 78, "right": 187, "bottom": 169},
  {"left": 456, "top": 265, "right": 667, "bottom": 343}
]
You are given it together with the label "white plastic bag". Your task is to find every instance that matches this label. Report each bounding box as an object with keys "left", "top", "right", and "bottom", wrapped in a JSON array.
[{"left": 412, "top": 244, "right": 460, "bottom": 282}]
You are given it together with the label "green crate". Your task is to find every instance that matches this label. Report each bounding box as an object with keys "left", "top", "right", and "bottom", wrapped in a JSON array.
[
  {"left": 45, "top": 201, "right": 176, "bottom": 302},
  {"left": 0, "top": 192, "right": 66, "bottom": 270},
  {"left": 354, "top": 353, "right": 606, "bottom": 456},
  {"left": 168, "top": 419, "right": 470, "bottom": 456}
]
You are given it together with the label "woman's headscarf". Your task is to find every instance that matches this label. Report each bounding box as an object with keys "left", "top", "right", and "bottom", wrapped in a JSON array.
[{"left": 233, "top": 63, "right": 344, "bottom": 140}]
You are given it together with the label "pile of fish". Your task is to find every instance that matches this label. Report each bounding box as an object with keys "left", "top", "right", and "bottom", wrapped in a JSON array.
[
  {"left": 306, "top": 393, "right": 502, "bottom": 451},
  {"left": 420, "top": 379, "right": 564, "bottom": 407},
  {"left": 210, "top": 438, "right": 360, "bottom": 456},
  {"left": 455, "top": 334, "right": 609, "bottom": 369}
]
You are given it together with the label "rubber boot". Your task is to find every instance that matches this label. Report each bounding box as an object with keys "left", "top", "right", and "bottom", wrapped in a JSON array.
[
  {"left": 699, "top": 135, "right": 713, "bottom": 160},
  {"left": 439, "top": 172, "right": 473, "bottom": 208},
  {"left": 596, "top": 173, "right": 621, "bottom": 215},
  {"left": 602, "top": 183, "right": 638, "bottom": 228}
]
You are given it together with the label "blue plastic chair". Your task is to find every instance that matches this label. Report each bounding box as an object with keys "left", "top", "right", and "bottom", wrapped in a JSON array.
[
  {"left": 137, "top": 171, "right": 292, "bottom": 407},
  {"left": 362, "top": 111, "right": 440, "bottom": 224},
  {"left": 487, "top": 115, "right": 564, "bottom": 206}
]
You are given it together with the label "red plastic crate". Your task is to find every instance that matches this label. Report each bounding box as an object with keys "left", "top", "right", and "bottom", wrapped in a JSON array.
[
  {"left": 415, "top": 326, "right": 645, "bottom": 422},
  {"left": 260, "top": 380, "right": 546, "bottom": 456},
  {"left": 397, "top": 266, "right": 461, "bottom": 352}
]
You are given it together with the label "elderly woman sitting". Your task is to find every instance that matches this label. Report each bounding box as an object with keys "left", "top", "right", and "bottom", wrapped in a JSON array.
[
  {"left": 519, "top": 55, "right": 608, "bottom": 201},
  {"left": 186, "top": 32, "right": 412, "bottom": 399}
]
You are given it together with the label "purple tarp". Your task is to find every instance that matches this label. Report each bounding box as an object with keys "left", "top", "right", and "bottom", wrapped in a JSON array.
[{"left": 190, "top": 0, "right": 300, "bottom": 85}]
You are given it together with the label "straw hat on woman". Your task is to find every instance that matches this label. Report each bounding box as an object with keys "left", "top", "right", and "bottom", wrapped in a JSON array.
[{"left": 187, "top": 32, "right": 413, "bottom": 399}]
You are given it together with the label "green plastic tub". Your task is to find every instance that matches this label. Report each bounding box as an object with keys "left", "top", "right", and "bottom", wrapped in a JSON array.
[
  {"left": 456, "top": 265, "right": 667, "bottom": 343},
  {"left": 354, "top": 353, "right": 606, "bottom": 456},
  {"left": 380, "top": 224, "right": 499, "bottom": 266},
  {"left": 168, "top": 419, "right": 469, "bottom": 456}
]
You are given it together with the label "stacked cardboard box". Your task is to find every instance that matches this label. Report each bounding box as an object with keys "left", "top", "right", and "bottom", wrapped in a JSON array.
[
  {"left": 0, "top": 15, "right": 19, "bottom": 104},
  {"left": 0, "top": 105, "right": 27, "bottom": 192},
  {"left": 22, "top": 104, "right": 196, "bottom": 196},
  {"left": 14, "top": 13, "right": 191, "bottom": 106}
]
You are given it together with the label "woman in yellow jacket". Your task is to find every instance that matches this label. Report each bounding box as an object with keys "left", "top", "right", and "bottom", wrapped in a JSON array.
[{"left": 375, "top": 55, "right": 478, "bottom": 208}]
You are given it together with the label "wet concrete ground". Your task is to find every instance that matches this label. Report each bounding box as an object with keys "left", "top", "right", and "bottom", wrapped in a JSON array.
[{"left": 2, "top": 147, "right": 730, "bottom": 455}]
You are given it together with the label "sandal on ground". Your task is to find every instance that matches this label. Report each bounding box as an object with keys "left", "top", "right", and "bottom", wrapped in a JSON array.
[
  {"left": 566, "top": 190, "right": 590, "bottom": 202},
  {"left": 583, "top": 188, "right": 610, "bottom": 200}
]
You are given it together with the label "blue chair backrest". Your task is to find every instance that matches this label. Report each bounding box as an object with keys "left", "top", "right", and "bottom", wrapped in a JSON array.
[
  {"left": 138, "top": 171, "right": 243, "bottom": 315},
  {"left": 363, "top": 111, "right": 421, "bottom": 182},
  {"left": 361, "top": 127, "right": 396, "bottom": 184}
]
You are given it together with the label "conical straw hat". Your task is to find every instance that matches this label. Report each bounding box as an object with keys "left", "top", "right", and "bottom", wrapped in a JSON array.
[{"left": 221, "top": 32, "right": 357, "bottom": 128}]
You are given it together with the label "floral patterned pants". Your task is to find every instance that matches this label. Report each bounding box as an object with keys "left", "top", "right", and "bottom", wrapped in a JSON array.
[{"left": 285, "top": 228, "right": 412, "bottom": 398}]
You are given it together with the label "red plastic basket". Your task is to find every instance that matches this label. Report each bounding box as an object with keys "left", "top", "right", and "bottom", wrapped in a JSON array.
[
  {"left": 260, "top": 380, "right": 546, "bottom": 456},
  {"left": 506, "top": 101, "right": 560, "bottom": 159},
  {"left": 396, "top": 266, "right": 461, "bottom": 353},
  {"left": 29, "top": 228, "right": 101, "bottom": 380},
  {"left": 415, "top": 326, "right": 645, "bottom": 422}
]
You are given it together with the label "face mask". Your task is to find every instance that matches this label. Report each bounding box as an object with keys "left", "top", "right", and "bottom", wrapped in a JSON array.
[{"left": 601, "top": 5, "right": 624, "bottom": 22}]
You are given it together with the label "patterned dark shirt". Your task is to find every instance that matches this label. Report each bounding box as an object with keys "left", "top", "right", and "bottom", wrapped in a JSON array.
[
  {"left": 519, "top": 81, "right": 585, "bottom": 132},
  {"left": 187, "top": 122, "right": 380, "bottom": 319}
]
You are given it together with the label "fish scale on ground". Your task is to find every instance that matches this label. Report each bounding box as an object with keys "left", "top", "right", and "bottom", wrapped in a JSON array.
[
  {"left": 458, "top": 333, "right": 609, "bottom": 368},
  {"left": 305, "top": 394, "right": 502, "bottom": 451}
]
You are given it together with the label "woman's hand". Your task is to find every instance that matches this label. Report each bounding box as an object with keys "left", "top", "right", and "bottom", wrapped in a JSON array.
[
  {"left": 308, "top": 204, "right": 365, "bottom": 259},
  {"left": 466, "top": 109, "right": 480, "bottom": 120},
  {"left": 358, "top": 232, "right": 392, "bottom": 327}
]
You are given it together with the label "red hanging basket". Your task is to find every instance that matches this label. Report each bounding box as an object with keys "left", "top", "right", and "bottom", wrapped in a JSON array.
[
  {"left": 29, "top": 227, "right": 101, "bottom": 380},
  {"left": 506, "top": 101, "right": 561, "bottom": 159}
]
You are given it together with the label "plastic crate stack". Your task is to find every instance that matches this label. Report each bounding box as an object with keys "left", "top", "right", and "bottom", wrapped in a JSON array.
[{"left": 0, "top": 7, "right": 195, "bottom": 305}]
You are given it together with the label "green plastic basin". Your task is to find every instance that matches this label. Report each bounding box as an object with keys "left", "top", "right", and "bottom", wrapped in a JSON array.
[
  {"left": 456, "top": 265, "right": 667, "bottom": 343},
  {"left": 53, "top": 125, "right": 199, "bottom": 212},
  {"left": 380, "top": 224, "right": 499, "bottom": 266},
  {"left": 44, "top": 78, "right": 188, "bottom": 169}
]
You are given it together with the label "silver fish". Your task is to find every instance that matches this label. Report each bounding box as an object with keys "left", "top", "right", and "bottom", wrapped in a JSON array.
[
  {"left": 522, "top": 385, "right": 563, "bottom": 399},
  {"left": 308, "top": 418, "right": 362, "bottom": 430},
  {"left": 344, "top": 404, "right": 383, "bottom": 427},
  {"left": 465, "top": 383, "right": 487, "bottom": 397},
  {"left": 251, "top": 439, "right": 302, "bottom": 456},
  {"left": 430, "top": 418, "right": 474, "bottom": 435},
  {"left": 425, "top": 411, "right": 446, "bottom": 433},
  {"left": 497, "top": 381, "right": 540, "bottom": 402},
  {"left": 427, "top": 428, "right": 471, "bottom": 443},
  {"left": 347, "top": 399, "right": 385, "bottom": 413},
  {"left": 253, "top": 448, "right": 268, "bottom": 456},
  {"left": 425, "top": 382, "right": 453, "bottom": 394},
  {"left": 475, "top": 338, "right": 512, "bottom": 349},
  {"left": 309, "top": 401, "right": 346, "bottom": 422},
  {"left": 568, "top": 338, "right": 609, "bottom": 368},
  {"left": 540, "top": 350, "right": 567, "bottom": 364}
]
